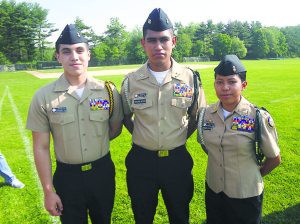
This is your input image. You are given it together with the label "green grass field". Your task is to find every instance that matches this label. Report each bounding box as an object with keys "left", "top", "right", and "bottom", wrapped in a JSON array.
[{"left": 0, "top": 59, "right": 299, "bottom": 224}]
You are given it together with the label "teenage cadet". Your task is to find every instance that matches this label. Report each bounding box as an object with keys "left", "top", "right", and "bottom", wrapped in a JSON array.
[
  {"left": 197, "top": 55, "right": 281, "bottom": 224},
  {"left": 26, "top": 24, "right": 123, "bottom": 224},
  {"left": 121, "top": 8, "right": 206, "bottom": 224}
]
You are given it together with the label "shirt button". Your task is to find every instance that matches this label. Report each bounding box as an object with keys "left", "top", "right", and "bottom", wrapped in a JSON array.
[
  {"left": 220, "top": 177, "right": 223, "bottom": 181},
  {"left": 160, "top": 132, "right": 164, "bottom": 135},
  {"left": 84, "top": 148, "right": 87, "bottom": 151},
  {"left": 81, "top": 118, "right": 84, "bottom": 121},
  {"left": 82, "top": 133, "right": 86, "bottom": 136}
]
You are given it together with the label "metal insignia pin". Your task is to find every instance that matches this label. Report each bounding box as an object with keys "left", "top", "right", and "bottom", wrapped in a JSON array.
[
  {"left": 232, "top": 65, "right": 236, "bottom": 73},
  {"left": 77, "top": 32, "right": 80, "bottom": 37},
  {"left": 148, "top": 19, "right": 151, "bottom": 24}
]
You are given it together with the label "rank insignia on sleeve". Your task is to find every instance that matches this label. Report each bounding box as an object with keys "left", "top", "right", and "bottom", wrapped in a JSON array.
[
  {"left": 173, "top": 82, "right": 193, "bottom": 98},
  {"left": 267, "top": 116, "right": 274, "bottom": 128},
  {"left": 89, "top": 98, "right": 110, "bottom": 111},
  {"left": 231, "top": 115, "right": 255, "bottom": 132}
]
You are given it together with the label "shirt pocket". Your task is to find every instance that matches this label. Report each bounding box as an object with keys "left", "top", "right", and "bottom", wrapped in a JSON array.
[
  {"left": 171, "top": 97, "right": 192, "bottom": 109},
  {"left": 89, "top": 111, "right": 109, "bottom": 136},
  {"left": 49, "top": 114, "right": 76, "bottom": 140}
]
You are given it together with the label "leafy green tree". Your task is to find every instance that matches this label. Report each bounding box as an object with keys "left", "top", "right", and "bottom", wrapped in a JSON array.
[
  {"left": 0, "top": 0, "right": 56, "bottom": 62},
  {"left": 281, "top": 25, "right": 300, "bottom": 57},
  {"left": 0, "top": 51, "right": 10, "bottom": 64},
  {"left": 230, "top": 37, "right": 247, "bottom": 58},
  {"left": 264, "top": 27, "right": 288, "bottom": 58},
  {"left": 103, "top": 17, "right": 129, "bottom": 65},
  {"left": 126, "top": 27, "right": 146, "bottom": 64},
  {"left": 173, "top": 33, "right": 192, "bottom": 62},
  {"left": 248, "top": 28, "right": 269, "bottom": 59},
  {"left": 212, "top": 34, "right": 232, "bottom": 60}
]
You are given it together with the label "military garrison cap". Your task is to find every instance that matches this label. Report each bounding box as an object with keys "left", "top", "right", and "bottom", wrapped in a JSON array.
[
  {"left": 214, "top": 55, "right": 246, "bottom": 76},
  {"left": 143, "top": 8, "right": 173, "bottom": 32},
  {"left": 55, "top": 24, "right": 88, "bottom": 52}
]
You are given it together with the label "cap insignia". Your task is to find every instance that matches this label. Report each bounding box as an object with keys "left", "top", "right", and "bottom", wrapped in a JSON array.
[
  {"left": 147, "top": 19, "right": 151, "bottom": 24},
  {"left": 232, "top": 65, "right": 237, "bottom": 73}
]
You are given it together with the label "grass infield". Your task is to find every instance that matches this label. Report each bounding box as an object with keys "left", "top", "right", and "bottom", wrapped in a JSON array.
[{"left": 0, "top": 59, "right": 299, "bottom": 223}]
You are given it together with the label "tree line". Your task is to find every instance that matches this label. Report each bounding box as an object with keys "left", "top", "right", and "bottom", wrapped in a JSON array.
[{"left": 1, "top": 0, "right": 300, "bottom": 65}]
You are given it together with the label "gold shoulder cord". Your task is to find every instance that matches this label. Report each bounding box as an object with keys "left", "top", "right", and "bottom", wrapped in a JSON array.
[{"left": 105, "top": 81, "right": 114, "bottom": 118}]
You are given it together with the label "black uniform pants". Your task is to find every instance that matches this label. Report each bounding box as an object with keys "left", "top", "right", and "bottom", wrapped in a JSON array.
[
  {"left": 205, "top": 182, "right": 263, "bottom": 224},
  {"left": 126, "top": 144, "right": 194, "bottom": 224},
  {"left": 53, "top": 153, "right": 115, "bottom": 224}
]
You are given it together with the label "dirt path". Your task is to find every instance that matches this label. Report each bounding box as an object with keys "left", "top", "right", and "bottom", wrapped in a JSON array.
[{"left": 27, "top": 64, "right": 214, "bottom": 79}]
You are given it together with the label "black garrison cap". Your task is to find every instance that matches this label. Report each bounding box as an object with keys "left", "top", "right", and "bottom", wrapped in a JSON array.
[
  {"left": 143, "top": 8, "right": 173, "bottom": 32},
  {"left": 55, "top": 24, "right": 88, "bottom": 51},
  {"left": 214, "top": 55, "right": 246, "bottom": 76}
]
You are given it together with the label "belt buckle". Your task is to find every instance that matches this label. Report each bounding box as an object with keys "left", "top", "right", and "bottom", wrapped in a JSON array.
[
  {"left": 81, "top": 163, "right": 92, "bottom": 171},
  {"left": 158, "top": 150, "right": 169, "bottom": 157}
]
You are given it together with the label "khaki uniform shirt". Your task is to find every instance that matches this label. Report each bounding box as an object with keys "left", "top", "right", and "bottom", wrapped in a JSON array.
[
  {"left": 121, "top": 58, "right": 206, "bottom": 151},
  {"left": 26, "top": 74, "right": 123, "bottom": 164},
  {"left": 198, "top": 96, "right": 280, "bottom": 198}
]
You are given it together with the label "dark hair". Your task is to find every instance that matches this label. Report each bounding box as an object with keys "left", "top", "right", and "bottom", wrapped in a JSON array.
[
  {"left": 55, "top": 42, "right": 89, "bottom": 53},
  {"left": 142, "top": 28, "right": 174, "bottom": 38},
  {"left": 214, "top": 71, "right": 247, "bottom": 82}
]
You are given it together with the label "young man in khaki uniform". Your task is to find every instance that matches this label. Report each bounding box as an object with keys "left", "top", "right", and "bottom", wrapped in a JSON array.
[
  {"left": 26, "top": 24, "right": 123, "bottom": 224},
  {"left": 121, "top": 8, "right": 206, "bottom": 224},
  {"left": 197, "top": 55, "right": 281, "bottom": 224}
]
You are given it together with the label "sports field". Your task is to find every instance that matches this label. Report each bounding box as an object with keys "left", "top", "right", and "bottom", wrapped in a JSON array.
[{"left": 0, "top": 59, "right": 299, "bottom": 223}]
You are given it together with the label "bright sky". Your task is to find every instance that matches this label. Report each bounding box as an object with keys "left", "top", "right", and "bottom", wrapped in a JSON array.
[{"left": 16, "top": 0, "right": 299, "bottom": 42}]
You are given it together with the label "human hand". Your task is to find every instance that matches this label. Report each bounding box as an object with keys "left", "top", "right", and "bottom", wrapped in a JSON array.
[{"left": 44, "top": 191, "right": 63, "bottom": 216}]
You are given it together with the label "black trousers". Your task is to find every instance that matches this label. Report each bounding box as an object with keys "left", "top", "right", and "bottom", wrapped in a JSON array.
[
  {"left": 53, "top": 153, "right": 115, "bottom": 224},
  {"left": 205, "top": 183, "right": 263, "bottom": 224},
  {"left": 126, "top": 144, "right": 194, "bottom": 224}
]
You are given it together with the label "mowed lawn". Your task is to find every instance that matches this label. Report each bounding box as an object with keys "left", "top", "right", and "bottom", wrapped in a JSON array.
[{"left": 0, "top": 59, "right": 299, "bottom": 224}]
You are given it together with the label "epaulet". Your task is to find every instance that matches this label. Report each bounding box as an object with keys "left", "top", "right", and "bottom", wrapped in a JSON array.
[{"left": 104, "top": 81, "right": 115, "bottom": 118}]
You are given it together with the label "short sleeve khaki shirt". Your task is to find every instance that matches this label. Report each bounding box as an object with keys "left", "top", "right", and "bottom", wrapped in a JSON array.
[
  {"left": 198, "top": 97, "right": 280, "bottom": 198},
  {"left": 121, "top": 58, "right": 206, "bottom": 151},
  {"left": 26, "top": 75, "right": 123, "bottom": 164}
]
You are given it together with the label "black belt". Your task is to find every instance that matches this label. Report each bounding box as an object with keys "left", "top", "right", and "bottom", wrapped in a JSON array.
[
  {"left": 56, "top": 152, "right": 111, "bottom": 172},
  {"left": 132, "top": 144, "right": 186, "bottom": 157}
]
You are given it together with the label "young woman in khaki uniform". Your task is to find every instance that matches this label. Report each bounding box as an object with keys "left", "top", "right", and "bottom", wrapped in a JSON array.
[{"left": 197, "top": 55, "right": 281, "bottom": 224}]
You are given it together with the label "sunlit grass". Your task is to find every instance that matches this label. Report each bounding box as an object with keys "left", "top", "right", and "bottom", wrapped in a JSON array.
[{"left": 0, "top": 59, "right": 299, "bottom": 223}]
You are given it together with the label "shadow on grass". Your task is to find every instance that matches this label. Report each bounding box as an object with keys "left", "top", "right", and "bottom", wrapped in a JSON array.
[
  {"left": 0, "top": 181, "right": 10, "bottom": 188},
  {"left": 262, "top": 203, "right": 300, "bottom": 224},
  {"left": 197, "top": 203, "right": 300, "bottom": 224}
]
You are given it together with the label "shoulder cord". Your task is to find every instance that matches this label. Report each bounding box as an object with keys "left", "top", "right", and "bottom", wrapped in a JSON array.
[
  {"left": 254, "top": 107, "right": 265, "bottom": 166},
  {"left": 197, "top": 107, "right": 207, "bottom": 152},
  {"left": 104, "top": 81, "right": 114, "bottom": 118},
  {"left": 187, "top": 69, "right": 201, "bottom": 117},
  {"left": 123, "top": 77, "right": 132, "bottom": 113}
]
